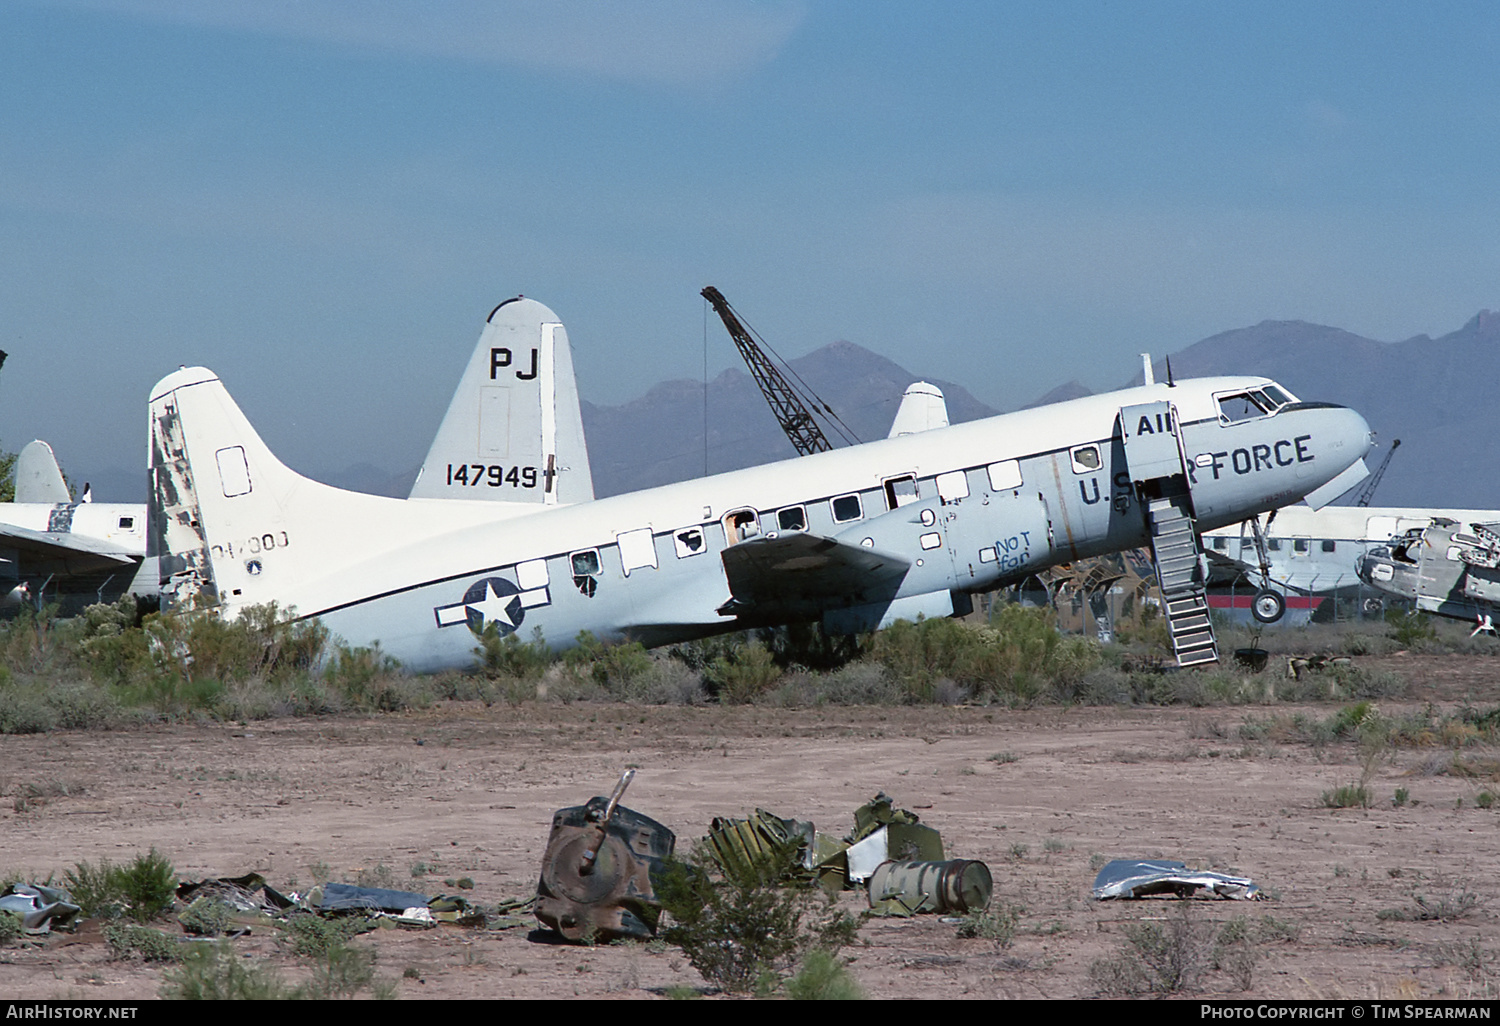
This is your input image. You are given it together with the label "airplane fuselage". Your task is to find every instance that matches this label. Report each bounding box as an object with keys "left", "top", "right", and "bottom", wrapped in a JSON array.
[{"left": 151, "top": 367, "right": 1371, "bottom": 673}]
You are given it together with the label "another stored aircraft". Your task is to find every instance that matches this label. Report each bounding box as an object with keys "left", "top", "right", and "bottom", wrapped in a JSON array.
[
  {"left": 1200, "top": 505, "right": 1500, "bottom": 624},
  {"left": 0, "top": 440, "right": 153, "bottom": 610},
  {"left": 147, "top": 299, "right": 1375, "bottom": 671},
  {"left": 1357, "top": 517, "right": 1500, "bottom": 633},
  {"left": 0, "top": 296, "right": 593, "bottom": 613}
]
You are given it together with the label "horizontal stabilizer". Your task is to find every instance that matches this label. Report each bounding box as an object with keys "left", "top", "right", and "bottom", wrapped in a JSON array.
[
  {"left": 14, "top": 441, "right": 71, "bottom": 504},
  {"left": 0, "top": 522, "right": 139, "bottom": 574}
]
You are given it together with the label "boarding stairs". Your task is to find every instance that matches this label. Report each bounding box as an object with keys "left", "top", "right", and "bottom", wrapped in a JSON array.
[{"left": 1146, "top": 497, "right": 1219, "bottom": 667}]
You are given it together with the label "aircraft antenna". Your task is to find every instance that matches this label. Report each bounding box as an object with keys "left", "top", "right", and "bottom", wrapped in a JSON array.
[
  {"left": 700, "top": 286, "right": 859, "bottom": 454},
  {"left": 1355, "top": 438, "right": 1400, "bottom": 507}
]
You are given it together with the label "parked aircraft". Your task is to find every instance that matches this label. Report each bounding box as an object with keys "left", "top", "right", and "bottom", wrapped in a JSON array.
[
  {"left": 0, "top": 297, "right": 592, "bottom": 613},
  {"left": 147, "top": 300, "right": 1374, "bottom": 671},
  {"left": 0, "top": 440, "right": 152, "bottom": 610},
  {"left": 1200, "top": 505, "right": 1500, "bottom": 624},
  {"left": 1357, "top": 517, "right": 1500, "bottom": 632}
]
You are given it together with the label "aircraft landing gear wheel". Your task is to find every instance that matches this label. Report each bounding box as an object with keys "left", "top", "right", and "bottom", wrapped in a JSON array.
[
  {"left": 1252, "top": 589, "right": 1286, "bottom": 624},
  {"left": 1362, "top": 598, "right": 1384, "bottom": 615}
]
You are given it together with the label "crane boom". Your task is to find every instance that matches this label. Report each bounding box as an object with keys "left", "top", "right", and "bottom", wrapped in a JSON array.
[
  {"left": 701, "top": 286, "right": 834, "bottom": 456},
  {"left": 1355, "top": 438, "right": 1400, "bottom": 507}
]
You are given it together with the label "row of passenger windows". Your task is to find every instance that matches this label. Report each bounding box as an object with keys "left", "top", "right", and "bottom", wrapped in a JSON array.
[
  {"left": 1208, "top": 537, "right": 1338, "bottom": 553},
  {"left": 560, "top": 459, "right": 1035, "bottom": 587}
]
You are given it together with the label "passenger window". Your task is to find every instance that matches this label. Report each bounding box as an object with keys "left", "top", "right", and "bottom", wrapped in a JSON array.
[
  {"left": 777, "top": 506, "right": 807, "bottom": 532},
  {"left": 571, "top": 549, "right": 600, "bottom": 598},
  {"left": 673, "top": 526, "right": 706, "bottom": 558},
  {"left": 617, "top": 529, "right": 658, "bottom": 574},
  {"left": 118, "top": 517, "right": 135, "bottom": 530},
  {"left": 936, "top": 470, "right": 969, "bottom": 501},
  {"left": 883, "top": 475, "right": 918, "bottom": 510},
  {"left": 1069, "top": 446, "right": 1101, "bottom": 473},
  {"left": 1212, "top": 537, "right": 1228, "bottom": 551},
  {"left": 986, "top": 460, "right": 1022, "bottom": 491},
  {"left": 517, "top": 559, "right": 548, "bottom": 589},
  {"left": 1267, "top": 539, "right": 1282, "bottom": 552},
  {"left": 1321, "top": 540, "right": 1337, "bottom": 553},
  {"left": 1293, "top": 539, "right": 1309, "bottom": 553},
  {"left": 831, "top": 494, "right": 862, "bottom": 523},
  {"left": 723, "top": 509, "right": 761, "bottom": 544}
]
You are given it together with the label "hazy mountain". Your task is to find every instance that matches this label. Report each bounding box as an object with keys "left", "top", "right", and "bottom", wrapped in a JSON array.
[
  {"left": 581, "top": 340, "right": 997, "bottom": 497},
  {"left": 57, "top": 311, "right": 1500, "bottom": 510},
  {"left": 1136, "top": 311, "right": 1500, "bottom": 508}
]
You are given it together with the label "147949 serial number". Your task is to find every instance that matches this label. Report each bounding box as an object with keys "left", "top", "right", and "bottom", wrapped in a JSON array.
[{"left": 446, "top": 463, "right": 540, "bottom": 488}]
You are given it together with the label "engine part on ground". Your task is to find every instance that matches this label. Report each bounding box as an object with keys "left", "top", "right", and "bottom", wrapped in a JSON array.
[
  {"left": 535, "top": 772, "right": 676, "bottom": 942},
  {"left": 704, "top": 808, "right": 817, "bottom": 882},
  {"left": 867, "top": 859, "right": 993, "bottom": 917}
]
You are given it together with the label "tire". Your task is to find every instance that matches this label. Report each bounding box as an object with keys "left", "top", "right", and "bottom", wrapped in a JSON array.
[
  {"left": 1362, "top": 598, "right": 1384, "bottom": 615},
  {"left": 1252, "top": 589, "right": 1286, "bottom": 624}
]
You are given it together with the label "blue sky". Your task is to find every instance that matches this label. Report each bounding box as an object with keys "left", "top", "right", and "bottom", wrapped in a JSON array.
[{"left": 3, "top": 1, "right": 1498, "bottom": 495}]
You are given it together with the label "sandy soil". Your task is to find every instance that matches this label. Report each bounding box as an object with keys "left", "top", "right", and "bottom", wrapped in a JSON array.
[{"left": 2, "top": 652, "right": 1498, "bottom": 1001}]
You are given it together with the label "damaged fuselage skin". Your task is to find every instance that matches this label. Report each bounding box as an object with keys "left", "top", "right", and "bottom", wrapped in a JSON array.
[
  {"left": 1358, "top": 519, "right": 1500, "bottom": 625},
  {"left": 146, "top": 301, "right": 1373, "bottom": 673}
]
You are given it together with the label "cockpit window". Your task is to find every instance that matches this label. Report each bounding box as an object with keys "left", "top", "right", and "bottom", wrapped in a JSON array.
[
  {"left": 1217, "top": 391, "right": 1271, "bottom": 423},
  {"left": 1261, "top": 384, "right": 1296, "bottom": 407}
]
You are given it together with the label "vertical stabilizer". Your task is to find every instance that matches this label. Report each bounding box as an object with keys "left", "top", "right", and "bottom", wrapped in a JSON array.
[
  {"left": 409, "top": 297, "right": 594, "bottom": 505},
  {"left": 14, "top": 440, "right": 72, "bottom": 504},
  {"left": 887, "top": 382, "right": 950, "bottom": 438}
]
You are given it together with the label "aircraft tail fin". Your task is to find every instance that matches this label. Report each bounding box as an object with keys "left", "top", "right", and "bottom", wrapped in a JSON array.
[
  {"left": 15, "top": 440, "right": 73, "bottom": 504},
  {"left": 887, "top": 382, "right": 950, "bottom": 438},
  {"left": 409, "top": 297, "right": 594, "bottom": 505}
]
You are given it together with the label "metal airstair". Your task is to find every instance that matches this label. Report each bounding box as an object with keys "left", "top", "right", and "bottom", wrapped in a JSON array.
[{"left": 1146, "top": 496, "right": 1218, "bottom": 666}]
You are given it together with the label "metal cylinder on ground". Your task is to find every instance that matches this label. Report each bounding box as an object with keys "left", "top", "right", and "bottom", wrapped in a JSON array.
[{"left": 867, "top": 859, "right": 992, "bottom": 916}]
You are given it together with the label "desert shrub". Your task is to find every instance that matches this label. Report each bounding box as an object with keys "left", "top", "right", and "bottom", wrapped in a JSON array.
[
  {"left": 104, "top": 924, "right": 180, "bottom": 962},
  {"left": 280, "top": 914, "right": 373, "bottom": 958},
  {"left": 178, "top": 897, "right": 234, "bottom": 937},
  {"left": 116, "top": 848, "right": 177, "bottom": 923},
  {"left": 0, "top": 911, "right": 22, "bottom": 946},
  {"left": 865, "top": 607, "right": 1097, "bottom": 705},
  {"left": 656, "top": 841, "right": 862, "bottom": 995},
  {"left": 1089, "top": 903, "right": 1213, "bottom": 996},
  {"left": 324, "top": 643, "right": 418, "bottom": 711},
  {"left": 955, "top": 902, "right": 1020, "bottom": 947},
  {"left": 164, "top": 940, "right": 290, "bottom": 1000},
  {"left": 761, "top": 622, "right": 861, "bottom": 672},
  {"left": 1322, "top": 784, "right": 1371, "bottom": 809},
  {"left": 783, "top": 948, "right": 865, "bottom": 1000},
  {"left": 702, "top": 641, "right": 782, "bottom": 704},
  {"left": 1387, "top": 609, "right": 1438, "bottom": 649},
  {"left": 473, "top": 625, "right": 552, "bottom": 680}
]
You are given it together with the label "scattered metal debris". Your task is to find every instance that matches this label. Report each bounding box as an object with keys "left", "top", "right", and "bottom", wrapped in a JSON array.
[
  {"left": 1091, "top": 859, "right": 1261, "bottom": 901},
  {"left": 535, "top": 770, "right": 677, "bottom": 943},
  {"left": 868, "top": 860, "right": 993, "bottom": 917},
  {"left": 700, "top": 792, "right": 990, "bottom": 917},
  {"left": 0, "top": 884, "right": 81, "bottom": 933}
]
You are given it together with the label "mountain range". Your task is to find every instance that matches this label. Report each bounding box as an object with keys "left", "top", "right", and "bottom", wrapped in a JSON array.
[{"left": 74, "top": 310, "right": 1500, "bottom": 509}]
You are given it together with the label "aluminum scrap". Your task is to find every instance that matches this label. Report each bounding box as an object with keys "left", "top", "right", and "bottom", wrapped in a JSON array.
[{"left": 1092, "top": 859, "right": 1261, "bottom": 901}]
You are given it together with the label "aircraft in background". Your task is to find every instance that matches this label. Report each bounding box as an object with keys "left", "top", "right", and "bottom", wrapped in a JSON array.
[
  {"left": 147, "top": 300, "right": 1374, "bottom": 672},
  {"left": 0, "top": 439, "right": 152, "bottom": 610},
  {"left": 0, "top": 296, "right": 593, "bottom": 613},
  {"left": 1357, "top": 517, "right": 1500, "bottom": 633},
  {"left": 1200, "top": 505, "right": 1500, "bottom": 625}
]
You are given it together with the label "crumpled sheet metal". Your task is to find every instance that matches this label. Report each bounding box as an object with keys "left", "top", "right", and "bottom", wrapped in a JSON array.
[
  {"left": 1092, "top": 860, "right": 1261, "bottom": 901},
  {"left": 0, "top": 884, "right": 82, "bottom": 933},
  {"left": 704, "top": 808, "right": 817, "bottom": 879}
]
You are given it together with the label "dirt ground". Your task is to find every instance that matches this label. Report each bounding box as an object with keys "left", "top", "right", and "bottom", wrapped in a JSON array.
[{"left": 2, "top": 652, "right": 1498, "bottom": 1001}]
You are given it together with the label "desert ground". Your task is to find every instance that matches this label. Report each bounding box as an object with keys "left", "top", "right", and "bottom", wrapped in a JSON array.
[{"left": 2, "top": 652, "right": 1498, "bottom": 1001}]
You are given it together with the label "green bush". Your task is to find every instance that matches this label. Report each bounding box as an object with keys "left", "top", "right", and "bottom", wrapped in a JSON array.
[
  {"left": 64, "top": 848, "right": 176, "bottom": 923},
  {"left": 656, "top": 842, "right": 862, "bottom": 995},
  {"left": 104, "top": 924, "right": 180, "bottom": 962},
  {"left": 164, "top": 940, "right": 289, "bottom": 1000}
]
